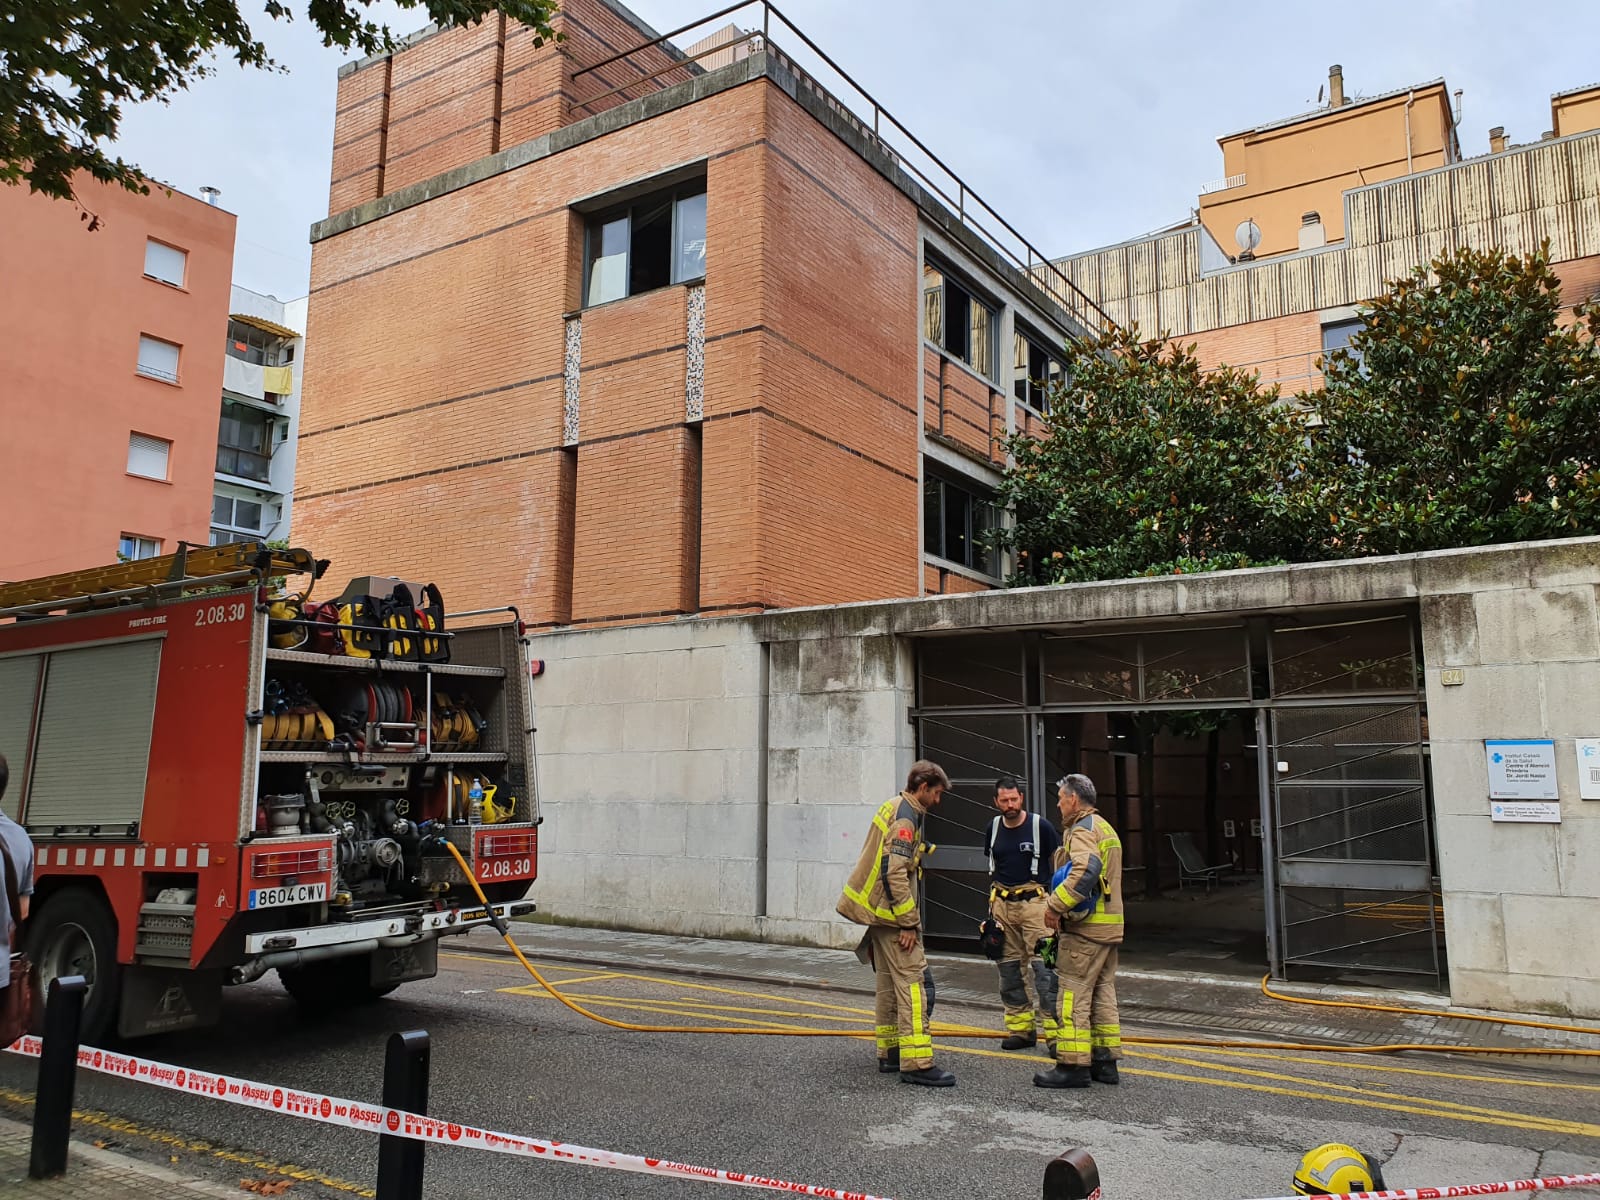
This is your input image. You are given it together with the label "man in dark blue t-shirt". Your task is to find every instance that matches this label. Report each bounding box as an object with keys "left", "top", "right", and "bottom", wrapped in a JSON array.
[{"left": 984, "top": 776, "right": 1063, "bottom": 1051}]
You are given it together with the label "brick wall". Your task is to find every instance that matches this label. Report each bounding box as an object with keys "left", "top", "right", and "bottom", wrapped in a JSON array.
[
  {"left": 1186, "top": 309, "right": 1323, "bottom": 392},
  {"left": 924, "top": 346, "right": 1004, "bottom": 466},
  {"left": 303, "top": 56, "right": 941, "bottom": 625},
  {"left": 924, "top": 565, "right": 993, "bottom": 595},
  {"left": 328, "top": 0, "right": 702, "bottom": 215},
  {"left": 571, "top": 427, "right": 698, "bottom": 620}
]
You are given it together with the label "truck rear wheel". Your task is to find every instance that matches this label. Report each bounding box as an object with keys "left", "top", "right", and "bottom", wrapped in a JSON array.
[
  {"left": 26, "top": 889, "right": 122, "bottom": 1046},
  {"left": 278, "top": 956, "right": 399, "bottom": 1010}
]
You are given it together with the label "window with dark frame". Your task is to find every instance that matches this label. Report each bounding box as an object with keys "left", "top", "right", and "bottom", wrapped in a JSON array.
[
  {"left": 1013, "top": 328, "right": 1067, "bottom": 413},
  {"left": 922, "top": 258, "right": 994, "bottom": 378},
  {"left": 584, "top": 181, "right": 708, "bottom": 306},
  {"left": 923, "top": 469, "right": 998, "bottom": 575},
  {"left": 1321, "top": 317, "right": 1364, "bottom": 369},
  {"left": 216, "top": 402, "right": 276, "bottom": 483}
]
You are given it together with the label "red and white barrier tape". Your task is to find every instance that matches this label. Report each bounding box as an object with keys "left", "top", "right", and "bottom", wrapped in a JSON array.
[
  {"left": 5, "top": 1037, "right": 888, "bottom": 1199},
  {"left": 1250, "top": 1175, "right": 1600, "bottom": 1200}
]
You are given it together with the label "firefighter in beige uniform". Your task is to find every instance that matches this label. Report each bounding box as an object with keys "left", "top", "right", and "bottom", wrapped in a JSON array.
[
  {"left": 1035, "top": 772, "right": 1124, "bottom": 1089},
  {"left": 836, "top": 760, "right": 957, "bottom": 1088}
]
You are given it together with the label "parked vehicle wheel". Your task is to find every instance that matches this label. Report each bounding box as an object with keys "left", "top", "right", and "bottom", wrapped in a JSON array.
[
  {"left": 26, "top": 888, "right": 123, "bottom": 1046},
  {"left": 278, "top": 955, "right": 399, "bottom": 1009}
]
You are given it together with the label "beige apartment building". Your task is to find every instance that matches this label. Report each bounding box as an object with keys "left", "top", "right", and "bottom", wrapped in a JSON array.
[{"left": 1051, "top": 71, "right": 1600, "bottom": 394}]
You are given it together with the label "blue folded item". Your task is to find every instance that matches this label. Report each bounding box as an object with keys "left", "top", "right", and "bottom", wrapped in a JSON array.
[{"left": 1050, "top": 862, "right": 1094, "bottom": 917}]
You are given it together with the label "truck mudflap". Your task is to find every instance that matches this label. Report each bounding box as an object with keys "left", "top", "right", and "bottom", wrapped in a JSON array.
[{"left": 119, "top": 966, "right": 226, "bottom": 1039}]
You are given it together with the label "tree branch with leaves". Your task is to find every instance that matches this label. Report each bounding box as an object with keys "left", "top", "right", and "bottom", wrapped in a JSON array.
[{"left": 0, "top": 0, "right": 560, "bottom": 220}]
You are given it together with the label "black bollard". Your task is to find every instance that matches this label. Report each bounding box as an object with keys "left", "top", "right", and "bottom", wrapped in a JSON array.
[
  {"left": 375, "top": 1030, "right": 430, "bottom": 1200},
  {"left": 1043, "top": 1148, "right": 1101, "bottom": 1200},
  {"left": 29, "top": 974, "right": 88, "bottom": 1180}
]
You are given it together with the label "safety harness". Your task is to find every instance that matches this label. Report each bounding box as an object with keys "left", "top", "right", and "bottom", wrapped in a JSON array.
[{"left": 986, "top": 814, "right": 1045, "bottom": 901}]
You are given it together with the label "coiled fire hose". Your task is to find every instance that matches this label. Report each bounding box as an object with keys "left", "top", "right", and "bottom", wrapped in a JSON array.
[{"left": 443, "top": 842, "right": 1600, "bottom": 1056}]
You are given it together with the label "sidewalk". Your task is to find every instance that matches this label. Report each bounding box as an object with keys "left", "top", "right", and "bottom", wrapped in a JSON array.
[
  {"left": 476, "top": 920, "right": 1600, "bottom": 1069},
  {"left": 0, "top": 1116, "right": 238, "bottom": 1199}
]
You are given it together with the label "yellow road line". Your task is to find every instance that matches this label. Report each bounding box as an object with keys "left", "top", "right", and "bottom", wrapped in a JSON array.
[
  {"left": 1133, "top": 1050, "right": 1600, "bottom": 1138},
  {"left": 522, "top": 987, "right": 1598, "bottom": 1134},
  {"left": 1123, "top": 1066, "right": 1600, "bottom": 1140},
  {"left": 583, "top": 970, "right": 1599, "bottom": 1084},
  {"left": 446, "top": 952, "right": 612, "bottom": 979},
  {"left": 1166, "top": 1044, "right": 1600, "bottom": 1092},
  {"left": 500, "top": 972, "right": 620, "bottom": 993},
  {"left": 493, "top": 976, "right": 1599, "bottom": 1140},
  {"left": 0, "top": 1086, "right": 375, "bottom": 1195}
]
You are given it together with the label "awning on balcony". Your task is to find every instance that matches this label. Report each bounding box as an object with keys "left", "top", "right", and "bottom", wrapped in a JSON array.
[{"left": 230, "top": 312, "right": 299, "bottom": 340}]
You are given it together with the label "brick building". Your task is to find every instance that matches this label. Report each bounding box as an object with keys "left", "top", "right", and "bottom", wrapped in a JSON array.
[
  {"left": 295, "top": 0, "right": 1096, "bottom": 623},
  {"left": 1050, "top": 70, "right": 1600, "bottom": 393}
]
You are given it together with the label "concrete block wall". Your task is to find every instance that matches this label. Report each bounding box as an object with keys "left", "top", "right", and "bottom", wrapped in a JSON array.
[
  {"left": 531, "top": 618, "right": 767, "bottom": 939},
  {"left": 1420, "top": 542, "right": 1600, "bottom": 1017},
  {"left": 763, "top": 632, "right": 917, "bottom": 947},
  {"left": 529, "top": 619, "right": 914, "bottom": 947}
]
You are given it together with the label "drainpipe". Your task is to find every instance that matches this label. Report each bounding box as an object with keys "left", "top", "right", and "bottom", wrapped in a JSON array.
[{"left": 1404, "top": 89, "right": 1416, "bottom": 175}]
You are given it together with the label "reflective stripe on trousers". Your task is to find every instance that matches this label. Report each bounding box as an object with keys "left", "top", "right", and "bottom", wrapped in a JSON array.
[{"left": 1054, "top": 938, "right": 1120, "bottom": 1067}]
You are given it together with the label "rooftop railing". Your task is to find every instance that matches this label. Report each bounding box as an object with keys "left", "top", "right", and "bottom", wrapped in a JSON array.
[{"left": 570, "top": 0, "right": 1111, "bottom": 334}]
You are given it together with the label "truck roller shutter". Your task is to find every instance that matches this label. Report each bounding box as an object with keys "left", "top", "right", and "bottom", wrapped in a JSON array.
[
  {"left": 0, "top": 654, "right": 42, "bottom": 819},
  {"left": 26, "top": 640, "right": 162, "bottom": 829}
]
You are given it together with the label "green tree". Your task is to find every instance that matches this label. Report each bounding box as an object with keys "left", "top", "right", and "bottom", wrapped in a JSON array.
[
  {"left": 996, "top": 324, "right": 1313, "bottom": 585},
  {"left": 1, "top": 0, "right": 560, "bottom": 218},
  {"left": 1306, "top": 244, "right": 1600, "bottom": 556}
]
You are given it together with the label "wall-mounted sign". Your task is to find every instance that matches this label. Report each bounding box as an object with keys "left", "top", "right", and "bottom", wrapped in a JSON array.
[
  {"left": 1490, "top": 801, "right": 1561, "bottom": 824},
  {"left": 1577, "top": 738, "right": 1600, "bottom": 801},
  {"left": 1485, "top": 739, "right": 1559, "bottom": 801}
]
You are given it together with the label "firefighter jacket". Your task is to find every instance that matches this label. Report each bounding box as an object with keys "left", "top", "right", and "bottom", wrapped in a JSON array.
[
  {"left": 1045, "top": 807, "right": 1124, "bottom": 944},
  {"left": 837, "top": 791, "right": 929, "bottom": 930}
]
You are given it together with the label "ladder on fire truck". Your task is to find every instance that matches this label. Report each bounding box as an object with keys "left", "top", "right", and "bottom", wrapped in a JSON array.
[{"left": 0, "top": 542, "right": 320, "bottom": 619}]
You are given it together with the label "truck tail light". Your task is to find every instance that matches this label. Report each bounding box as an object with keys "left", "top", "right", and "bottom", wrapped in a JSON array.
[
  {"left": 479, "top": 832, "right": 535, "bottom": 858},
  {"left": 253, "top": 848, "right": 332, "bottom": 878}
]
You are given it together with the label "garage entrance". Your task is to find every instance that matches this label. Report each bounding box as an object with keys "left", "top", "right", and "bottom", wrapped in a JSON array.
[{"left": 913, "top": 610, "right": 1444, "bottom": 987}]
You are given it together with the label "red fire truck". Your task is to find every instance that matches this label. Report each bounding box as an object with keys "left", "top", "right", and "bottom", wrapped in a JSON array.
[{"left": 0, "top": 543, "right": 540, "bottom": 1043}]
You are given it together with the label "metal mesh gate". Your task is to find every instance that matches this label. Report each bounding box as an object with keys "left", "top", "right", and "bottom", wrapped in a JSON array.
[{"left": 1269, "top": 616, "right": 1441, "bottom": 981}]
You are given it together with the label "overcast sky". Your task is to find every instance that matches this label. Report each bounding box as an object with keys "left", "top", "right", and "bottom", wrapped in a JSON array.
[{"left": 107, "top": 0, "right": 1600, "bottom": 301}]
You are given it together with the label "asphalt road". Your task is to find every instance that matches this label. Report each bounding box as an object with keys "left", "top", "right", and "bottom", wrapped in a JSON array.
[{"left": 3, "top": 944, "right": 1598, "bottom": 1200}]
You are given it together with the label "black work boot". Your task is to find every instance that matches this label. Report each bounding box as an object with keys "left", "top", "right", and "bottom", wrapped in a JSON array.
[
  {"left": 877, "top": 1049, "right": 900, "bottom": 1074},
  {"left": 1033, "top": 1064, "right": 1092, "bottom": 1089},
  {"left": 1000, "top": 1032, "right": 1037, "bottom": 1051},
  {"left": 900, "top": 1066, "right": 957, "bottom": 1088},
  {"left": 1090, "top": 1055, "right": 1121, "bottom": 1085}
]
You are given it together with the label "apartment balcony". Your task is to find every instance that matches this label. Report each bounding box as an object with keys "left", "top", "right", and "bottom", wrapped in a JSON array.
[
  {"left": 222, "top": 355, "right": 294, "bottom": 401},
  {"left": 215, "top": 443, "right": 274, "bottom": 484}
]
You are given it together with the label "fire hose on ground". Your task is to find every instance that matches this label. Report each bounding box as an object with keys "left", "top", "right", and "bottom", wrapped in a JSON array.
[{"left": 442, "top": 843, "right": 1600, "bottom": 1058}]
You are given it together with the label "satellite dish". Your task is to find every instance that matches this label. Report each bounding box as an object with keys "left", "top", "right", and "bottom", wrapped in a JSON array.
[{"left": 1235, "top": 219, "right": 1262, "bottom": 258}]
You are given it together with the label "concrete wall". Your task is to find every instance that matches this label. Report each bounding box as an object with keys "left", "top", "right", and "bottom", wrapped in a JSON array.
[
  {"left": 530, "top": 618, "right": 914, "bottom": 947},
  {"left": 532, "top": 619, "right": 766, "bottom": 939},
  {"left": 529, "top": 537, "right": 1600, "bottom": 1016},
  {"left": 763, "top": 633, "right": 916, "bottom": 946},
  {"left": 1419, "top": 541, "right": 1600, "bottom": 1016}
]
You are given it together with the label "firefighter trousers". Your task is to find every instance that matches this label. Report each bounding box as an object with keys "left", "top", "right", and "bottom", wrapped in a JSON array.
[
  {"left": 1053, "top": 934, "right": 1120, "bottom": 1067},
  {"left": 869, "top": 926, "right": 937, "bottom": 1070},
  {"left": 990, "top": 894, "right": 1060, "bottom": 1040}
]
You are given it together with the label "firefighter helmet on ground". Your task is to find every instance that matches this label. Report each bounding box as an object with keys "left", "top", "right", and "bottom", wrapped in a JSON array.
[{"left": 1292, "top": 1143, "right": 1386, "bottom": 1195}]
